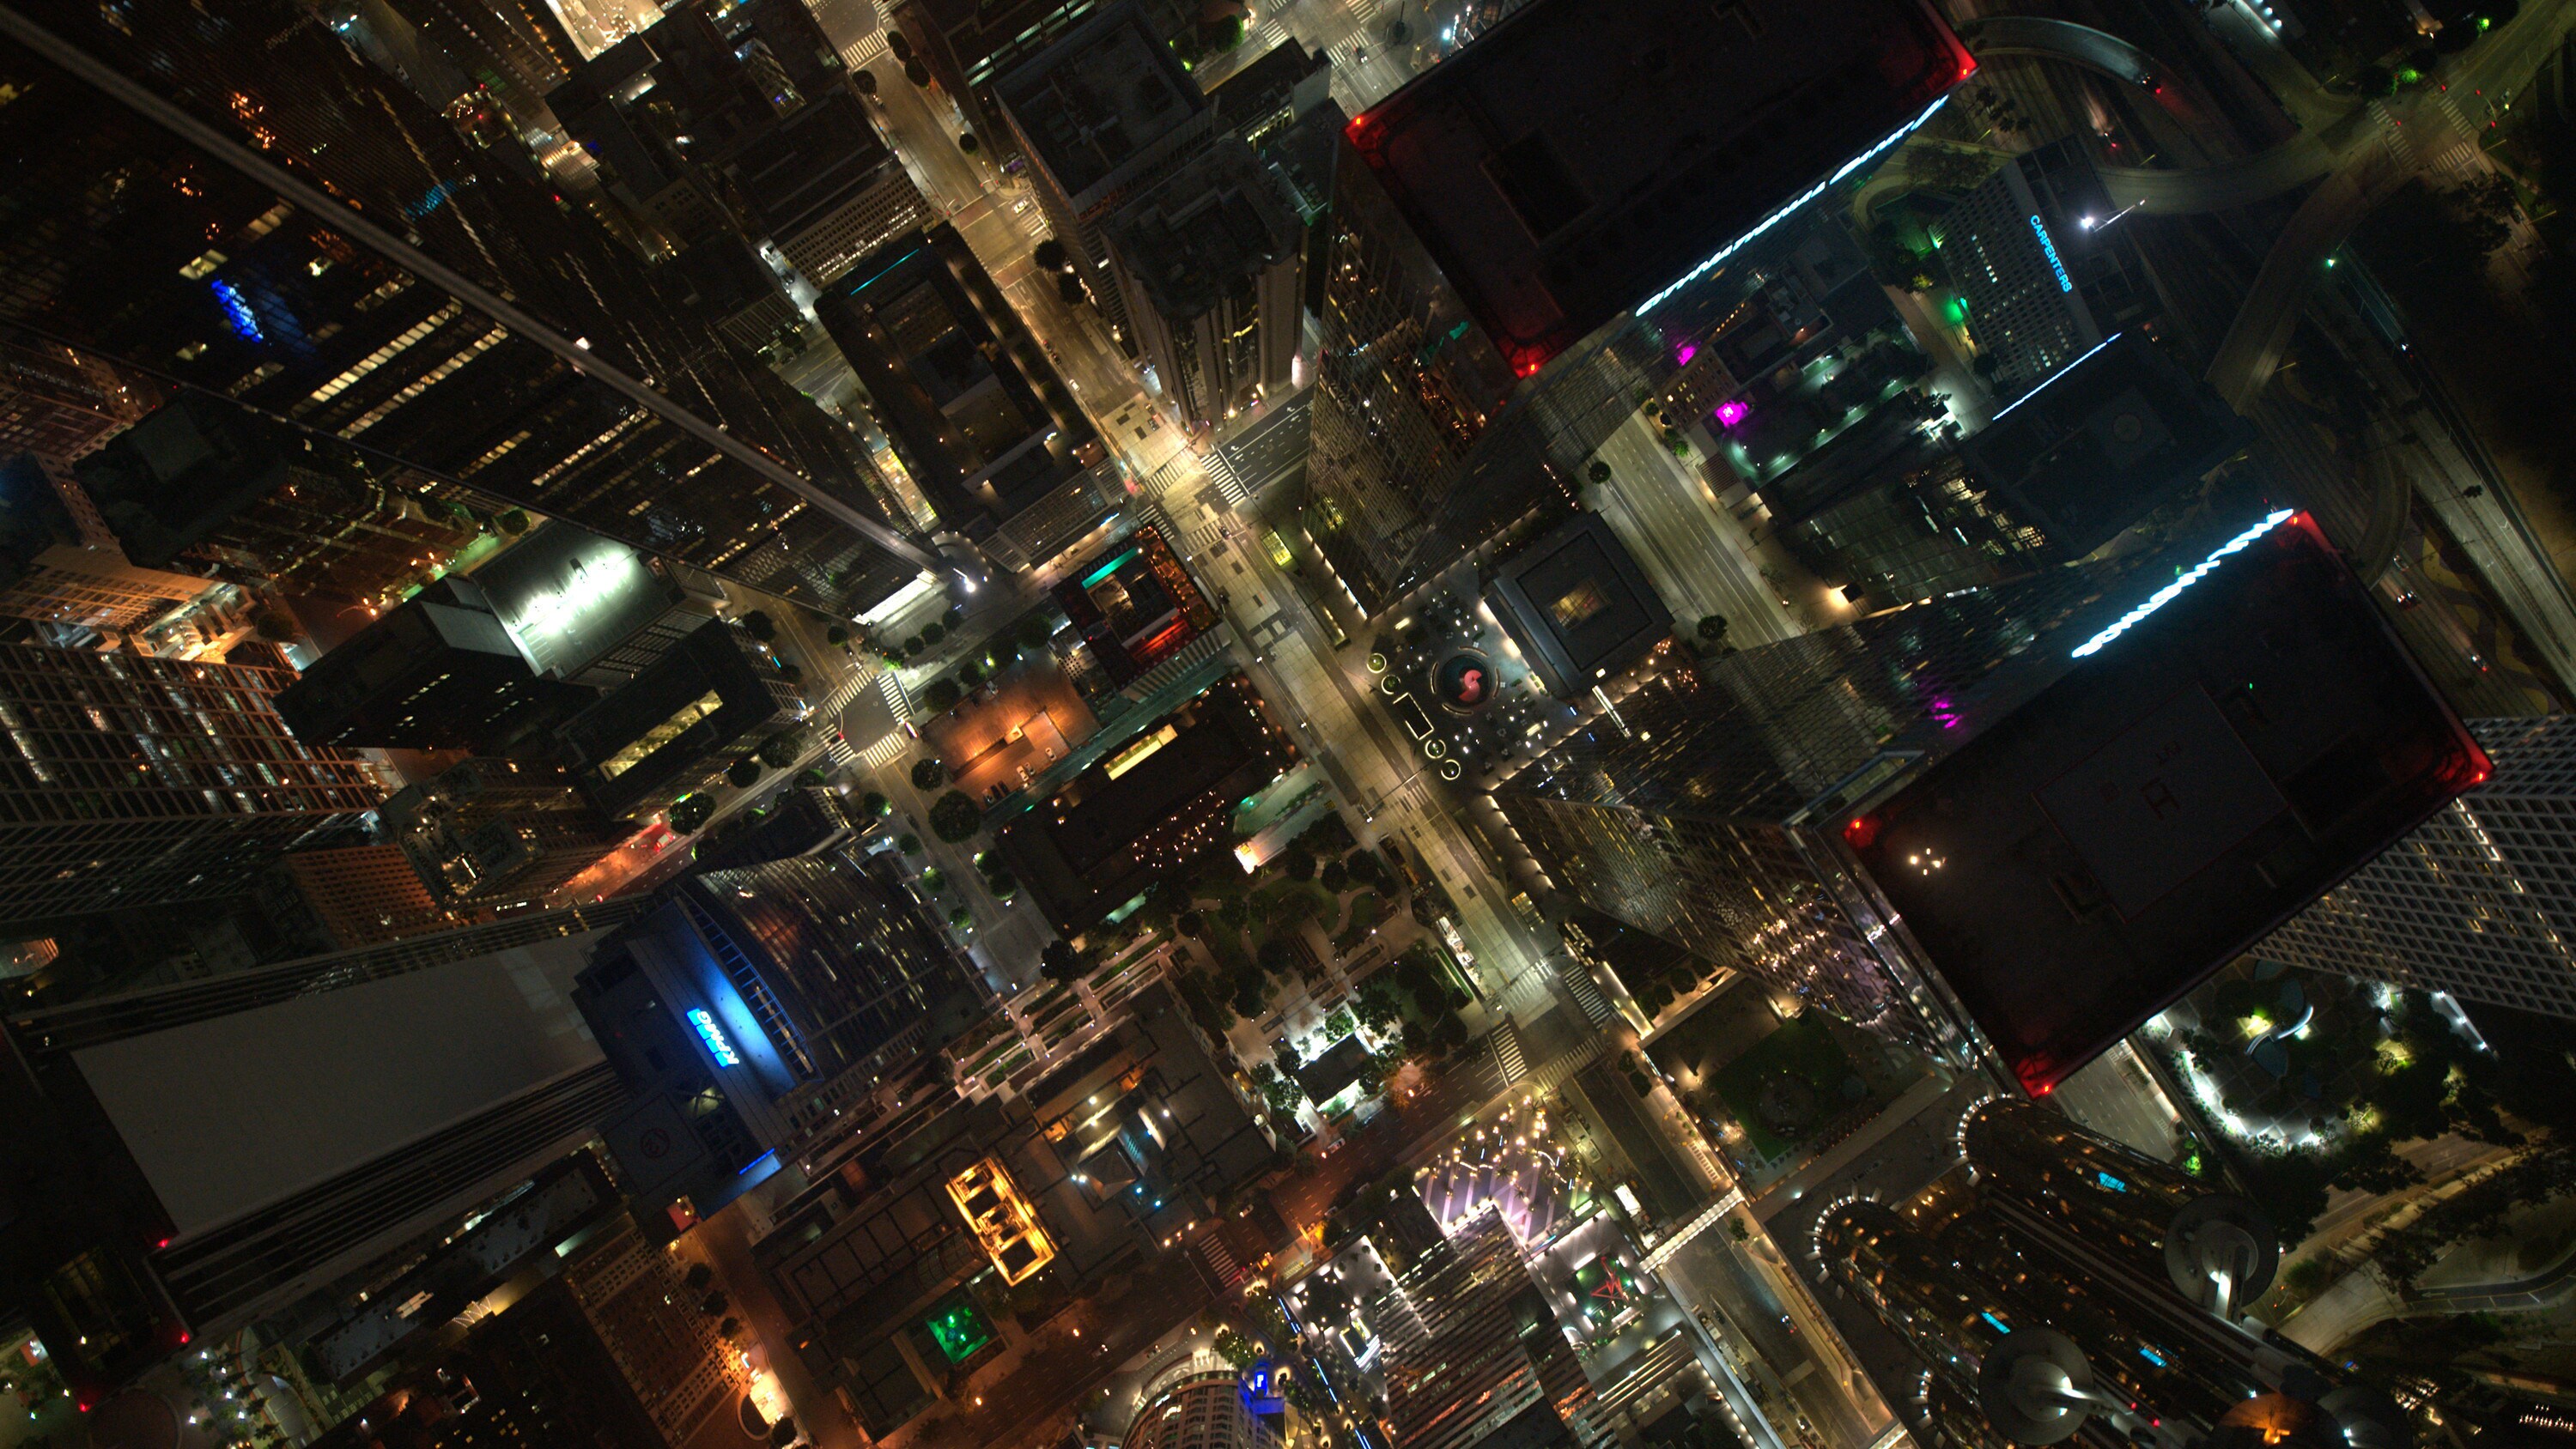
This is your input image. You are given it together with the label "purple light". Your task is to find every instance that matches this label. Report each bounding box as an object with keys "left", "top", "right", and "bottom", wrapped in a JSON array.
[
  {"left": 1714, "top": 399, "right": 1750, "bottom": 427},
  {"left": 1675, "top": 343, "right": 1698, "bottom": 367}
]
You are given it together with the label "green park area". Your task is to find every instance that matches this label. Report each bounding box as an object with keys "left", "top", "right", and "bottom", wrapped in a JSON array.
[{"left": 1709, "top": 1015, "right": 1862, "bottom": 1162}]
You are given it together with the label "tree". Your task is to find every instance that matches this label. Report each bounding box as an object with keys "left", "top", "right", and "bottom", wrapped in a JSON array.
[
  {"left": 897, "top": 833, "right": 923, "bottom": 854},
  {"left": 957, "top": 131, "right": 980, "bottom": 154},
  {"left": 727, "top": 758, "right": 763, "bottom": 789},
  {"left": 989, "top": 872, "right": 1019, "bottom": 900},
  {"left": 1319, "top": 859, "right": 1351, "bottom": 894},
  {"left": 1283, "top": 845, "right": 1318, "bottom": 882},
  {"left": 826, "top": 623, "right": 851, "bottom": 646},
  {"left": 863, "top": 791, "right": 893, "bottom": 817},
  {"left": 1034, "top": 238, "right": 1070, "bottom": 272},
  {"left": 852, "top": 66, "right": 878, "bottom": 96},
  {"left": 699, "top": 1289, "right": 729, "bottom": 1316},
  {"left": 1177, "top": 910, "right": 1206, "bottom": 938},
  {"left": 931, "top": 790, "right": 982, "bottom": 842},
  {"left": 920, "top": 621, "right": 948, "bottom": 646},
  {"left": 794, "top": 767, "right": 829, "bottom": 787},
  {"left": 494, "top": 506, "right": 532, "bottom": 535},
  {"left": 670, "top": 795, "right": 716, "bottom": 834},
  {"left": 1058, "top": 271, "right": 1087, "bottom": 306},
  {"left": 885, "top": 27, "right": 911, "bottom": 58},
  {"left": 1020, "top": 614, "right": 1058, "bottom": 651},
  {"left": 903, "top": 57, "right": 931, "bottom": 87},
  {"left": 958, "top": 661, "right": 986, "bottom": 688},
  {"left": 741, "top": 609, "right": 778, "bottom": 641},
  {"left": 1258, "top": 936, "right": 1301, "bottom": 979},
  {"left": 920, "top": 867, "right": 948, "bottom": 894},
  {"left": 924, "top": 677, "right": 963, "bottom": 712},
  {"left": 912, "top": 757, "right": 949, "bottom": 791},
  {"left": 1326, "top": 1006, "right": 1355, "bottom": 1040},
  {"left": 252, "top": 608, "right": 299, "bottom": 642},
  {"left": 949, "top": 906, "right": 973, "bottom": 930},
  {"left": 1040, "top": 939, "right": 1084, "bottom": 984},
  {"left": 1698, "top": 614, "right": 1730, "bottom": 643},
  {"left": 684, "top": 1263, "right": 715, "bottom": 1291},
  {"left": 756, "top": 727, "right": 808, "bottom": 768}
]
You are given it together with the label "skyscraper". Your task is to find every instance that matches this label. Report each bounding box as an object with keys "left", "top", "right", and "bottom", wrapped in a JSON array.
[
  {"left": 816, "top": 227, "right": 1123, "bottom": 572},
  {"left": 0, "top": 0, "right": 937, "bottom": 621},
  {"left": 1104, "top": 136, "right": 1308, "bottom": 431},
  {"left": 0, "top": 897, "right": 645, "bottom": 1396},
  {"left": 2260, "top": 714, "right": 2576, "bottom": 1020},
  {"left": 1817, "top": 1100, "right": 2405, "bottom": 1449},
  {"left": 1487, "top": 509, "right": 2484, "bottom": 1088},
  {"left": 273, "top": 576, "right": 598, "bottom": 750},
  {"left": 0, "top": 640, "right": 386, "bottom": 928},
  {"left": 1372, "top": 1209, "right": 1613, "bottom": 1449},
  {"left": 1933, "top": 137, "right": 2155, "bottom": 398},
  {"left": 74, "top": 393, "right": 485, "bottom": 612},
  {"left": 1302, "top": 0, "right": 1975, "bottom": 609},
  {"left": 574, "top": 852, "right": 987, "bottom": 1207},
  {"left": 992, "top": 0, "right": 1215, "bottom": 347},
  {"left": 1123, "top": 1361, "right": 1280, "bottom": 1449}
]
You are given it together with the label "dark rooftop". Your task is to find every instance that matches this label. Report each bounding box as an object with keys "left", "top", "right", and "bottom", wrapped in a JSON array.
[
  {"left": 1344, "top": 0, "right": 1973, "bottom": 373},
  {"left": 1960, "top": 331, "right": 2257, "bottom": 561},
  {"left": 1848, "top": 512, "right": 2487, "bottom": 1094},
  {"left": 1484, "top": 512, "right": 1669, "bottom": 697},
  {"left": 1107, "top": 139, "right": 1303, "bottom": 321},
  {"left": 993, "top": 0, "right": 1207, "bottom": 208}
]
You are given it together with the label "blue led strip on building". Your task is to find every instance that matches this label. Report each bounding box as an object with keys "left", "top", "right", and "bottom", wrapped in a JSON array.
[
  {"left": 1640, "top": 94, "right": 1953, "bottom": 315},
  {"left": 2030, "top": 213, "right": 2074, "bottom": 292},
  {"left": 2070, "top": 509, "right": 2297, "bottom": 658}
]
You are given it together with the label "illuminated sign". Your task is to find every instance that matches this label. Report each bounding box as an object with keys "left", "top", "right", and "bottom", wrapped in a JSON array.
[
  {"left": 210, "top": 279, "right": 264, "bottom": 343},
  {"left": 2069, "top": 510, "right": 2295, "bottom": 659},
  {"left": 686, "top": 1008, "right": 741, "bottom": 1066},
  {"left": 2030, "top": 214, "right": 2074, "bottom": 292}
]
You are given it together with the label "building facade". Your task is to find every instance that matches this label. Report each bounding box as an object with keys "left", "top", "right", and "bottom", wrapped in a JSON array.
[
  {"left": 2261, "top": 714, "right": 2576, "bottom": 1020},
  {"left": 0, "top": 640, "right": 387, "bottom": 926},
  {"left": 0, "top": 0, "right": 930, "bottom": 620}
]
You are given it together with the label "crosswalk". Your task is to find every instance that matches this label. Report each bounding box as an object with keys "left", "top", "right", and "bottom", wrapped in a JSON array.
[
  {"left": 1194, "top": 1232, "right": 1245, "bottom": 1289},
  {"left": 1492, "top": 1020, "right": 1528, "bottom": 1084},
  {"left": 1561, "top": 961, "right": 1616, "bottom": 1026},
  {"left": 1201, "top": 447, "right": 1251, "bottom": 506}
]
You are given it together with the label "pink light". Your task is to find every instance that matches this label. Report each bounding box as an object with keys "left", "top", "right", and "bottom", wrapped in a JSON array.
[
  {"left": 1675, "top": 343, "right": 1697, "bottom": 367},
  {"left": 1714, "top": 399, "right": 1749, "bottom": 427}
]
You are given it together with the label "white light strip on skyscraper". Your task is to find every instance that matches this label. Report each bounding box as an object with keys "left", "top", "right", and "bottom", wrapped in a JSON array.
[
  {"left": 2069, "top": 509, "right": 2295, "bottom": 659},
  {"left": 1987, "top": 332, "right": 2122, "bottom": 424},
  {"left": 1639, "top": 94, "right": 1953, "bottom": 317}
]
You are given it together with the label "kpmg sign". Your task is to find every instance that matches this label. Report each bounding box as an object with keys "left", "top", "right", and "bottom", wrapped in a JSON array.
[{"left": 686, "top": 1008, "right": 742, "bottom": 1067}]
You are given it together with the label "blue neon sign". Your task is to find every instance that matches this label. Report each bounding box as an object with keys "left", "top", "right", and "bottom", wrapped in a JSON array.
[
  {"left": 2070, "top": 510, "right": 2295, "bottom": 659},
  {"left": 2030, "top": 214, "right": 2074, "bottom": 292},
  {"left": 687, "top": 1007, "right": 741, "bottom": 1066},
  {"left": 2095, "top": 1172, "right": 2129, "bottom": 1192}
]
